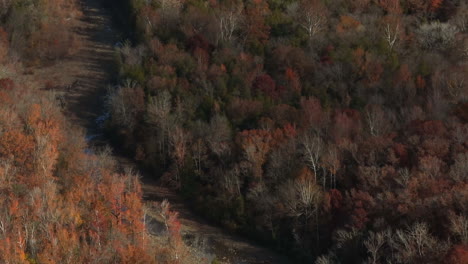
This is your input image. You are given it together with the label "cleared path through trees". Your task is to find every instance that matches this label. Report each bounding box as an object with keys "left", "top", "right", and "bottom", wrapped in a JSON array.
[{"left": 24, "top": 0, "right": 292, "bottom": 263}]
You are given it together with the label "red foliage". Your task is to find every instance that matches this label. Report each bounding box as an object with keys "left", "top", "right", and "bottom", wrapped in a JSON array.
[
  {"left": 300, "top": 97, "right": 324, "bottom": 129},
  {"left": 420, "top": 137, "right": 450, "bottom": 158},
  {"left": 186, "top": 34, "right": 214, "bottom": 55},
  {"left": 0, "top": 78, "right": 14, "bottom": 91},
  {"left": 326, "top": 189, "right": 343, "bottom": 210},
  {"left": 415, "top": 75, "right": 426, "bottom": 90},
  {"left": 333, "top": 109, "right": 362, "bottom": 140},
  {"left": 418, "top": 155, "right": 444, "bottom": 177},
  {"left": 447, "top": 245, "right": 468, "bottom": 264},
  {"left": 0, "top": 91, "right": 11, "bottom": 104},
  {"left": 394, "top": 64, "right": 412, "bottom": 87},
  {"left": 406, "top": 0, "right": 448, "bottom": 18},
  {"left": 320, "top": 55, "right": 333, "bottom": 65},
  {"left": 393, "top": 143, "right": 409, "bottom": 165},
  {"left": 429, "top": 0, "right": 444, "bottom": 13},
  {"left": 336, "top": 15, "right": 362, "bottom": 34},
  {"left": 0, "top": 27, "right": 7, "bottom": 43},
  {"left": 271, "top": 45, "right": 313, "bottom": 76},
  {"left": 237, "top": 129, "right": 273, "bottom": 178},
  {"left": 407, "top": 174, "right": 451, "bottom": 200},
  {"left": 320, "top": 45, "right": 334, "bottom": 65},
  {"left": 346, "top": 189, "right": 374, "bottom": 229},
  {"left": 409, "top": 120, "right": 447, "bottom": 137},
  {"left": 270, "top": 104, "right": 298, "bottom": 126},
  {"left": 282, "top": 123, "right": 297, "bottom": 139},
  {"left": 0, "top": 27, "right": 8, "bottom": 61},
  {"left": 269, "top": 124, "right": 297, "bottom": 147},
  {"left": 245, "top": 0, "right": 271, "bottom": 46},
  {"left": 356, "top": 136, "right": 393, "bottom": 165},
  {"left": 253, "top": 74, "right": 281, "bottom": 99},
  {"left": 0, "top": 130, "right": 35, "bottom": 170},
  {"left": 366, "top": 61, "right": 383, "bottom": 85},
  {"left": 285, "top": 67, "right": 301, "bottom": 93},
  {"left": 227, "top": 98, "right": 263, "bottom": 124}
]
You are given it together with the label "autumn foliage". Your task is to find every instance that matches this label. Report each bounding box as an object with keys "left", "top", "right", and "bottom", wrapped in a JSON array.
[
  {"left": 0, "top": 80, "right": 181, "bottom": 262},
  {"left": 0, "top": 0, "right": 81, "bottom": 64},
  {"left": 104, "top": 0, "right": 468, "bottom": 261},
  {"left": 2, "top": 0, "right": 465, "bottom": 262}
]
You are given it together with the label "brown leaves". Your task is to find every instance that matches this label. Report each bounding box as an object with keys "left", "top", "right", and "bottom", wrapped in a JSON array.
[
  {"left": 253, "top": 74, "right": 279, "bottom": 99},
  {"left": 378, "top": 0, "right": 402, "bottom": 14},
  {"left": 238, "top": 129, "right": 272, "bottom": 178},
  {"left": 244, "top": 0, "right": 270, "bottom": 46},
  {"left": 324, "top": 189, "right": 343, "bottom": 211},
  {"left": 345, "top": 189, "right": 375, "bottom": 230},
  {"left": 0, "top": 27, "right": 8, "bottom": 63},
  {"left": 409, "top": 120, "right": 447, "bottom": 137},
  {"left": 353, "top": 48, "right": 384, "bottom": 86},
  {"left": 447, "top": 244, "right": 468, "bottom": 264},
  {"left": 336, "top": 15, "right": 362, "bottom": 34},
  {"left": 0, "top": 130, "right": 35, "bottom": 170}
]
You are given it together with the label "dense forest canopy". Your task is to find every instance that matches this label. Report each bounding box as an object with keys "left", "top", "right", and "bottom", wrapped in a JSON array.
[
  {"left": 0, "top": 0, "right": 467, "bottom": 263},
  {"left": 106, "top": 0, "right": 468, "bottom": 262}
]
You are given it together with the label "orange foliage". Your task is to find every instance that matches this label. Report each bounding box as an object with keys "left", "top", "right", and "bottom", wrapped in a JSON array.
[
  {"left": 285, "top": 67, "right": 301, "bottom": 94},
  {"left": 0, "top": 130, "right": 35, "bottom": 170},
  {"left": 415, "top": 75, "right": 426, "bottom": 90},
  {"left": 0, "top": 79, "right": 161, "bottom": 263},
  {"left": 336, "top": 15, "right": 362, "bottom": 34},
  {"left": 238, "top": 129, "right": 272, "bottom": 178},
  {"left": 429, "top": 0, "right": 444, "bottom": 12},
  {"left": 448, "top": 245, "right": 468, "bottom": 264}
]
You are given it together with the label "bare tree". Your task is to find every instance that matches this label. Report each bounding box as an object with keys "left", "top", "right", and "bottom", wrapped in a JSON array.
[
  {"left": 281, "top": 176, "right": 323, "bottom": 240},
  {"left": 450, "top": 213, "right": 468, "bottom": 244},
  {"left": 417, "top": 21, "right": 459, "bottom": 50},
  {"left": 158, "top": 0, "right": 183, "bottom": 24},
  {"left": 147, "top": 90, "right": 173, "bottom": 160},
  {"left": 450, "top": 2, "right": 467, "bottom": 33},
  {"left": 364, "top": 231, "right": 388, "bottom": 264},
  {"left": 0, "top": 159, "right": 15, "bottom": 189},
  {"left": 206, "top": 114, "right": 232, "bottom": 159},
  {"left": 108, "top": 80, "right": 141, "bottom": 130},
  {"left": 222, "top": 166, "right": 242, "bottom": 196},
  {"left": 287, "top": 0, "right": 327, "bottom": 43},
  {"left": 169, "top": 125, "right": 188, "bottom": 184},
  {"left": 0, "top": 0, "right": 13, "bottom": 16},
  {"left": 315, "top": 255, "right": 335, "bottom": 264},
  {"left": 365, "top": 104, "right": 390, "bottom": 137},
  {"left": 301, "top": 133, "right": 323, "bottom": 182},
  {"left": 323, "top": 147, "right": 340, "bottom": 189},
  {"left": 450, "top": 153, "right": 468, "bottom": 183},
  {"left": 390, "top": 222, "right": 446, "bottom": 263},
  {"left": 216, "top": 4, "right": 243, "bottom": 44},
  {"left": 446, "top": 71, "right": 467, "bottom": 102},
  {"left": 384, "top": 20, "right": 400, "bottom": 51}
]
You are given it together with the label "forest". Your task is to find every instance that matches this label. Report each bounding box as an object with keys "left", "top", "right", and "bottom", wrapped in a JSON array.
[
  {"left": 1, "top": 0, "right": 468, "bottom": 263},
  {"left": 0, "top": 0, "right": 200, "bottom": 263}
]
